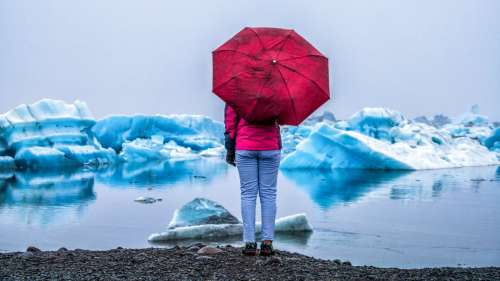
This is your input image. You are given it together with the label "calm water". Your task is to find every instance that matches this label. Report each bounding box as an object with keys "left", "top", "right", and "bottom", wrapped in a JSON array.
[{"left": 0, "top": 160, "right": 499, "bottom": 268}]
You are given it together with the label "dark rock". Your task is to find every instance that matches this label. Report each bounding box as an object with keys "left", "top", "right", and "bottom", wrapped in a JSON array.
[
  {"left": 264, "top": 256, "right": 282, "bottom": 266},
  {"left": 342, "top": 261, "right": 352, "bottom": 266},
  {"left": 57, "top": 247, "right": 68, "bottom": 252},
  {"left": 26, "top": 246, "right": 41, "bottom": 253},
  {"left": 333, "top": 259, "right": 342, "bottom": 265}
]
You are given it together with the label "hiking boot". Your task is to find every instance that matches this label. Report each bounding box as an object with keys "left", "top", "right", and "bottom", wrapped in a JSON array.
[
  {"left": 242, "top": 242, "right": 257, "bottom": 256},
  {"left": 259, "top": 241, "right": 275, "bottom": 256}
]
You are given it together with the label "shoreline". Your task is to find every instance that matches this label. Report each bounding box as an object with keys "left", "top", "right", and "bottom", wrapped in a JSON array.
[{"left": 1, "top": 245, "right": 499, "bottom": 281}]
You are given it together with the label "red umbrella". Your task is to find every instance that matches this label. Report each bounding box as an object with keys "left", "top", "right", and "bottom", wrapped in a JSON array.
[{"left": 212, "top": 27, "right": 330, "bottom": 125}]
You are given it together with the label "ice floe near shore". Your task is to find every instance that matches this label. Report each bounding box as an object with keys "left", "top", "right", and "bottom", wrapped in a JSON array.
[{"left": 148, "top": 198, "right": 312, "bottom": 241}]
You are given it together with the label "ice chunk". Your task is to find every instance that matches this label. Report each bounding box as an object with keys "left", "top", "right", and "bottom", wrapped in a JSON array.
[
  {"left": 148, "top": 213, "right": 312, "bottom": 242},
  {"left": 168, "top": 198, "right": 239, "bottom": 229},
  {"left": 14, "top": 145, "right": 116, "bottom": 169},
  {"left": 281, "top": 122, "right": 499, "bottom": 170},
  {"left": 348, "top": 108, "right": 407, "bottom": 141},
  {"left": 0, "top": 156, "right": 15, "bottom": 170},
  {"left": 281, "top": 124, "right": 413, "bottom": 170},
  {"left": 120, "top": 139, "right": 200, "bottom": 163},
  {"left": 456, "top": 105, "right": 489, "bottom": 127},
  {"left": 134, "top": 196, "right": 161, "bottom": 204},
  {"left": 484, "top": 128, "right": 500, "bottom": 152},
  {"left": 92, "top": 114, "right": 224, "bottom": 152},
  {"left": 0, "top": 99, "right": 116, "bottom": 169}
]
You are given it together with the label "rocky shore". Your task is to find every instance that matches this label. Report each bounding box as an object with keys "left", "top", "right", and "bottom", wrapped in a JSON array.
[{"left": 1, "top": 244, "right": 499, "bottom": 281}]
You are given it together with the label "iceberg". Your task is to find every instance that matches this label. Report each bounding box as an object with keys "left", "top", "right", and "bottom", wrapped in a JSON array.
[
  {"left": 456, "top": 105, "right": 489, "bottom": 127},
  {"left": 0, "top": 156, "right": 15, "bottom": 170},
  {"left": 92, "top": 114, "right": 224, "bottom": 157},
  {"left": 0, "top": 99, "right": 116, "bottom": 169},
  {"left": 281, "top": 107, "right": 499, "bottom": 170},
  {"left": 120, "top": 137, "right": 200, "bottom": 163},
  {"left": 484, "top": 128, "right": 500, "bottom": 152},
  {"left": 148, "top": 198, "right": 312, "bottom": 242}
]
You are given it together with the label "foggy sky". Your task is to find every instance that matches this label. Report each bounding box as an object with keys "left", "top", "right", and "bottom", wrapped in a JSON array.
[{"left": 1, "top": 0, "right": 499, "bottom": 122}]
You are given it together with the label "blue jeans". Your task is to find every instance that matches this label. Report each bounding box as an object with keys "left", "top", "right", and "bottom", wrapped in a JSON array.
[{"left": 235, "top": 149, "right": 281, "bottom": 242}]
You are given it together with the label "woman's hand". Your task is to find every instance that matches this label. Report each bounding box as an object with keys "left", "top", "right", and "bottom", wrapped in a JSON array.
[
  {"left": 226, "top": 149, "right": 236, "bottom": 166},
  {"left": 224, "top": 131, "right": 236, "bottom": 166}
]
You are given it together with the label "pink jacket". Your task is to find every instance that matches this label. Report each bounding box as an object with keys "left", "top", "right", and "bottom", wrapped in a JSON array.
[{"left": 224, "top": 104, "right": 281, "bottom": 151}]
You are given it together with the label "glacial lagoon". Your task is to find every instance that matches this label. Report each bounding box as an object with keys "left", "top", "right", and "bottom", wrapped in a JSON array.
[{"left": 0, "top": 160, "right": 499, "bottom": 268}]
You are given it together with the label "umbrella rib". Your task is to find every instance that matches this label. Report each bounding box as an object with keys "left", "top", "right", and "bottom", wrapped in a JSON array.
[
  {"left": 277, "top": 63, "right": 330, "bottom": 101},
  {"left": 212, "top": 69, "right": 254, "bottom": 92},
  {"left": 248, "top": 28, "right": 266, "bottom": 50},
  {"left": 276, "top": 32, "right": 293, "bottom": 59},
  {"left": 267, "top": 30, "right": 294, "bottom": 50},
  {"left": 276, "top": 66, "right": 298, "bottom": 125},
  {"left": 278, "top": 54, "right": 327, "bottom": 62}
]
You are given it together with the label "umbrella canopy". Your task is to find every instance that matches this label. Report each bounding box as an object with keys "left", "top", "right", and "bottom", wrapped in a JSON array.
[{"left": 212, "top": 27, "right": 330, "bottom": 125}]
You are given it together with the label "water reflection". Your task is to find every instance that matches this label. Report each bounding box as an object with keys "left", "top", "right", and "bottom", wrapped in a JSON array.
[
  {"left": 0, "top": 168, "right": 96, "bottom": 226},
  {"left": 96, "top": 159, "right": 227, "bottom": 188},
  {"left": 281, "top": 169, "right": 408, "bottom": 209},
  {"left": 0, "top": 159, "right": 228, "bottom": 226}
]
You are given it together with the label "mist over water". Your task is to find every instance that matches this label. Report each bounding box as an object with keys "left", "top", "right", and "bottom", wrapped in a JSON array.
[{"left": 1, "top": 0, "right": 499, "bottom": 121}]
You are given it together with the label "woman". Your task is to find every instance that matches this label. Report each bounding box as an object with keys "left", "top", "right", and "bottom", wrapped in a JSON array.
[{"left": 224, "top": 104, "right": 281, "bottom": 256}]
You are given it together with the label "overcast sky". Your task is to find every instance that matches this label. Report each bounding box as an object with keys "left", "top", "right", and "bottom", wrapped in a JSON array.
[{"left": 1, "top": 0, "right": 499, "bottom": 122}]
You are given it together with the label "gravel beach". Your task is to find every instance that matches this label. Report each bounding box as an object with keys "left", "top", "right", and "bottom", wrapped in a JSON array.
[{"left": 1, "top": 244, "right": 498, "bottom": 281}]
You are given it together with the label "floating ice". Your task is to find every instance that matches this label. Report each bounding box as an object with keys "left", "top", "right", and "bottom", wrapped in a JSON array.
[
  {"left": 281, "top": 106, "right": 500, "bottom": 170},
  {"left": 134, "top": 196, "right": 162, "bottom": 204},
  {"left": 456, "top": 105, "right": 489, "bottom": 127},
  {"left": 92, "top": 114, "right": 224, "bottom": 154},
  {"left": 0, "top": 156, "right": 14, "bottom": 170},
  {"left": 120, "top": 138, "right": 200, "bottom": 163},
  {"left": 484, "top": 128, "right": 500, "bottom": 152},
  {"left": 0, "top": 99, "right": 116, "bottom": 169},
  {"left": 168, "top": 198, "right": 239, "bottom": 229},
  {"left": 348, "top": 108, "right": 407, "bottom": 142},
  {"left": 148, "top": 213, "right": 313, "bottom": 242},
  {"left": 148, "top": 198, "right": 312, "bottom": 241}
]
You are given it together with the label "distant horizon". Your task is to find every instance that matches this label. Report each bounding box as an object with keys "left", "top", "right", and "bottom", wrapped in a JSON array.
[{"left": 1, "top": 97, "right": 497, "bottom": 123}]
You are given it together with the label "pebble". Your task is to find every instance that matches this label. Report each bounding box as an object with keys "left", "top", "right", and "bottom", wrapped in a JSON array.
[
  {"left": 197, "top": 246, "right": 223, "bottom": 255},
  {"left": 264, "top": 256, "right": 282, "bottom": 266}
]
